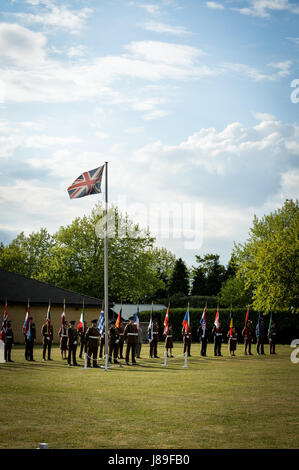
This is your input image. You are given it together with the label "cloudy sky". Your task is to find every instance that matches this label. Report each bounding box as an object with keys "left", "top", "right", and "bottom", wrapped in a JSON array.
[{"left": 0, "top": 0, "right": 298, "bottom": 267}]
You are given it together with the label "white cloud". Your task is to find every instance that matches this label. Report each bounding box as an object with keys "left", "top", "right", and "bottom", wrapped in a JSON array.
[
  {"left": 67, "top": 45, "right": 87, "bottom": 58},
  {"left": 233, "top": 0, "right": 299, "bottom": 18},
  {"left": 14, "top": 0, "right": 92, "bottom": 33},
  {"left": 254, "top": 112, "right": 277, "bottom": 121},
  {"left": 206, "top": 2, "right": 225, "bottom": 10},
  {"left": 129, "top": 2, "right": 161, "bottom": 16},
  {"left": 222, "top": 61, "right": 292, "bottom": 81},
  {"left": 0, "top": 22, "right": 47, "bottom": 67},
  {"left": 143, "top": 21, "right": 191, "bottom": 35}
]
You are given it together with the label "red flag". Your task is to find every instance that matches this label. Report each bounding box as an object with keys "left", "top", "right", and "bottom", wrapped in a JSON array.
[
  {"left": 0, "top": 301, "right": 8, "bottom": 341},
  {"left": 59, "top": 300, "right": 66, "bottom": 335},
  {"left": 46, "top": 301, "right": 51, "bottom": 335},
  {"left": 116, "top": 306, "right": 122, "bottom": 331},
  {"left": 244, "top": 307, "right": 249, "bottom": 337},
  {"left": 78, "top": 304, "right": 85, "bottom": 333},
  {"left": 163, "top": 306, "right": 170, "bottom": 335},
  {"left": 23, "top": 301, "right": 30, "bottom": 336},
  {"left": 214, "top": 307, "right": 220, "bottom": 331}
]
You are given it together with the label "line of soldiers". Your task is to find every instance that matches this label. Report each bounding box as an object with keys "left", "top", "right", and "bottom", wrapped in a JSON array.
[{"left": 2, "top": 316, "right": 278, "bottom": 363}]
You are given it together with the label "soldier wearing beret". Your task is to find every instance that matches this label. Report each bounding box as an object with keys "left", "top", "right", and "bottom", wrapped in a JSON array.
[
  {"left": 212, "top": 321, "right": 224, "bottom": 357},
  {"left": 41, "top": 320, "right": 53, "bottom": 361},
  {"left": 242, "top": 320, "right": 254, "bottom": 355},
  {"left": 67, "top": 321, "right": 79, "bottom": 366},
  {"left": 24, "top": 317, "right": 36, "bottom": 361},
  {"left": 5, "top": 321, "right": 14, "bottom": 362},
  {"left": 182, "top": 325, "right": 192, "bottom": 357},
  {"left": 149, "top": 318, "right": 160, "bottom": 358},
  {"left": 124, "top": 316, "right": 138, "bottom": 365},
  {"left": 108, "top": 320, "right": 120, "bottom": 364},
  {"left": 268, "top": 321, "right": 277, "bottom": 355},
  {"left": 164, "top": 323, "right": 174, "bottom": 358},
  {"left": 85, "top": 319, "right": 100, "bottom": 368}
]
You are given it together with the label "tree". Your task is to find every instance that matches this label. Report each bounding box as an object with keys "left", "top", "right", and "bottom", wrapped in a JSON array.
[
  {"left": 150, "top": 247, "right": 176, "bottom": 300},
  {"left": 219, "top": 276, "right": 252, "bottom": 307},
  {"left": 168, "top": 258, "right": 189, "bottom": 296},
  {"left": 195, "top": 254, "right": 226, "bottom": 296},
  {"left": 233, "top": 199, "right": 299, "bottom": 312},
  {"left": 190, "top": 266, "right": 206, "bottom": 295}
]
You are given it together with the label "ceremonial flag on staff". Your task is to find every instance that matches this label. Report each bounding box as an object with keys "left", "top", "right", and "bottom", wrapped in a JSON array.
[
  {"left": 46, "top": 301, "right": 51, "bottom": 335},
  {"left": 97, "top": 309, "right": 105, "bottom": 335},
  {"left": 244, "top": 306, "right": 249, "bottom": 337},
  {"left": 147, "top": 303, "right": 154, "bottom": 342},
  {"left": 268, "top": 312, "right": 273, "bottom": 335},
  {"left": 60, "top": 300, "right": 66, "bottom": 335},
  {"left": 23, "top": 301, "right": 31, "bottom": 338},
  {"left": 214, "top": 307, "right": 220, "bottom": 330},
  {"left": 0, "top": 301, "right": 8, "bottom": 342},
  {"left": 200, "top": 304, "right": 207, "bottom": 336},
  {"left": 116, "top": 305, "right": 122, "bottom": 331},
  {"left": 182, "top": 304, "right": 190, "bottom": 334},
  {"left": 229, "top": 312, "right": 233, "bottom": 337},
  {"left": 134, "top": 307, "right": 139, "bottom": 331},
  {"left": 67, "top": 165, "right": 105, "bottom": 199},
  {"left": 78, "top": 301, "right": 85, "bottom": 333},
  {"left": 257, "top": 312, "right": 262, "bottom": 338},
  {"left": 163, "top": 305, "right": 169, "bottom": 335}
]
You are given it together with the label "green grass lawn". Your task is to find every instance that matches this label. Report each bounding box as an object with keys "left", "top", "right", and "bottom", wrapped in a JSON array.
[{"left": 1, "top": 343, "right": 298, "bottom": 449}]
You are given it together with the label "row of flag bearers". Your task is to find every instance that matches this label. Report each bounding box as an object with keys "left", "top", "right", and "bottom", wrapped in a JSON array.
[{"left": 0, "top": 300, "right": 278, "bottom": 364}]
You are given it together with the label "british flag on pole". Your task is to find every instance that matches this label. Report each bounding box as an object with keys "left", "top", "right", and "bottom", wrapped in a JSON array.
[{"left": 67, "top": 165, "right": 105, "bottom": 199}]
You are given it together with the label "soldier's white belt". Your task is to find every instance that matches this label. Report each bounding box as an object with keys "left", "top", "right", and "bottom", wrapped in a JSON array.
[
  {"left": 216, "top": 333, "right": 222, "bottom": 336},
  {"left": 88, "top": 336, "right": 99, "bottom": 339},
  {"left": 6, "top": 336, "right": 12, "bottom": 338},
  {"left": 127, "top": 333, "right": 138, "bottom": 336},
  {"left": 166, "top": 335, "right": 172, "bottom": 338},
  {"left": 153, "top": 332, "right": 158, "bottom": 334},
  {"left": 61, "top": 335, "right": 68, "bottom": 337}
]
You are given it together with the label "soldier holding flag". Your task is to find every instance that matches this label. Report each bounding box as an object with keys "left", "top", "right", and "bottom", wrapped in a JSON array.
[{"left": 41, "top": 302, "right": 53, "bottom": 361}]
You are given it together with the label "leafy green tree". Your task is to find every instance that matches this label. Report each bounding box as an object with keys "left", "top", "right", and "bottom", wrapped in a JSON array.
[
  {"left": 219, "top": 275, "right": 252, "bottom": 307},
  {"left": 233, "top": 199, "right": 299, "bottom": 312},
  {"left": 195, "top": 253, "right": 226, "bottom": 295},
  {"left": 168, "top": 258, "right": 189, "bottom": 296},
  {"left": 0, "top": 228, "right": 53, "bottom": 278}
]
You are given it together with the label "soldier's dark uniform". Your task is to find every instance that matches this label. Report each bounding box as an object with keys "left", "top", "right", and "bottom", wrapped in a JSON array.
[
  {"left": 149, "top": 319, "right": 160, "bottom": 358},
  {"left": 108, "top": 321, "right": 120, "bottom": 364},
  {"left": 67, "top": 321, "right": 79, "bottom": 366},
  {"left": 182, "top": 327, "right": 192, "bottom": 357},
  {"left": 228, "top": 328, "right": 238, "bottom": 356},
  {"left": 268, "top": 323, "right": 277, "bottom": 354},
  {"left": 164, "top": 325, "right": 174, "bottom": 357},
  {"left": 242, "top": 320, "right": 254, "bottom": 355},
  {"left": 118, "top": 323, "right": 124, "bottom": 359},
  {"left": 197, "top": 325, "right": 208, "bottom": 357},
  {"left": 212, "top": 323, "right": 224, "bottom": 356},
  {"left": 5, "top": 321, "right": 14, "bottom": 362},
  {"left": 41, "top": 322, "right": 53, "bottom": 361},
  {"left": 79, "top": 322, "right": 87, "bottom": 359},
  {"left": 85, "top": 320, "right": 100, "bottom": 368},
  {"left": 256, "top": 320, "right": 266, "bottom": 355},
  {"left": 24, "top": 318, "right": 36, "bottom": 361},
  {"left": 124, "top": 317, "right": 138, "bottom": 365},
  {"left": 59, "top": 322, "right": 68, "bottom": 358}
]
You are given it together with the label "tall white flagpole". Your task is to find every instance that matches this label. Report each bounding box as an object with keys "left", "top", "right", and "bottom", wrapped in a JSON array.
[{"left": 104, "top": 161, "right": 109, "bottom": 371}]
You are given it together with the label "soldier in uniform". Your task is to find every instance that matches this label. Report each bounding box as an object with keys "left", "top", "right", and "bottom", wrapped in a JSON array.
[
  {"left": 182, "top": 325, "right": 192, "bottom": 357},
  {"left": 67, "top": 320, "right": 79, "bottom": 366},
  {"left": 242, "top": 320, "right": 254, "bottom": 355},
  {"left": 5, "top": 321, "right": 14, "bottom": 362},
  {"left": 164, "top": 323, "right": 174, "bottom": 358},
  {"left": 79, "top": 321, "right": 87, "bottom": 359},
  {"left": 25, "top": 317, "right": 36, "bottom": 361},
  {"left": 41, "top": 320, "right": 54, "bottom": 361},
  {"left": 124, "top": 316, "right": 138, "bottom": 365},
  {"left": 197, "top": 325, "right": 209, "bottom": 357},
  {"left": 136, "top": 325, "right": 143, "bottom": 359},
  {"left": 268, "top": 321, "right": 277, "bottom": 354},
  {"left": 118, "top": 321, "right": 125, "bottom": 359},
  {"left": 108, "top": 320, "right": 120, "bottom": 364},
  {"left": 256, "top": 317, "right": 266, "bottom": 355},
  {"left": 212, "top": 321, "right": 224, "bottom": 356},
  {"left": 149, "top": 318, "right": 160, "bottom": 358},
  {"left": 85, "top": 319, "right": 100, "bottom": 368},
  {"left": 59, "top": 320, "right": 68, "bottom": 360},
  {"left": 228, "top": 326, "right": 238, "bottom": 356}
]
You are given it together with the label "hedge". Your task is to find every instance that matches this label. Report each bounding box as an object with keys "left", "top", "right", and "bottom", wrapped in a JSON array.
[{"left": 139, "top": 308, "right": 299, "bottom": 344}]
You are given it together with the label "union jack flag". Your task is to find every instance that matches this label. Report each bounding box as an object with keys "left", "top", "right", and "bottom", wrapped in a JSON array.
[
  {"left": 200, "top": 305, "right": 206, "bottom": 336},
  {"left": 67, "top": 165, "right": 105, "bottom": 199}
]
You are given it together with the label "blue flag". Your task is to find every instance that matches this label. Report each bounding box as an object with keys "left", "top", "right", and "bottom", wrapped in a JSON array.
[
  {"left": 257, "top": 312, "right": 262, "bottom": 338},
  {"left": 97, "top": 310, "right": 105, "bottom": 335}
]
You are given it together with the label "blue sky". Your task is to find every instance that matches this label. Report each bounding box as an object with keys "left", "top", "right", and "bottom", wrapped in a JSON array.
[{"left": 0, "top": 0, "right": 298, "bottom": 268}]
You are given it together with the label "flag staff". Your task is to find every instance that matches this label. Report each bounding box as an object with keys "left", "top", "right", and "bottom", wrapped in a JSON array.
[{"left": 104, "top": 161, "right": 109, "bottom": 372}]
